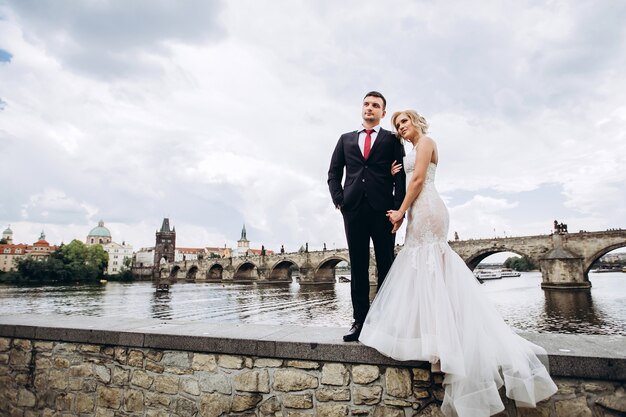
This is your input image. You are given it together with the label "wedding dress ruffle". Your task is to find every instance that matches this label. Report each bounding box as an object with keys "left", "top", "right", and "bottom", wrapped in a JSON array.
[{"left": 359, "top": 153, "right": 557, "bottom": 417}]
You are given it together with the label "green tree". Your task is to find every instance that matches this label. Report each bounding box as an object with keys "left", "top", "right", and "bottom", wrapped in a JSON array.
[
  {"left": 14, "top": 240, "right": 108, "bottom": 283},
  {"left": 504, "top": 255, "right": 537, "bottom": 271}
]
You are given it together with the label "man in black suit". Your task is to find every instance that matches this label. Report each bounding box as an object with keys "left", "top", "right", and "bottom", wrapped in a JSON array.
[{"left": 328, "top": 91, "right": 406, "bottom": 341}]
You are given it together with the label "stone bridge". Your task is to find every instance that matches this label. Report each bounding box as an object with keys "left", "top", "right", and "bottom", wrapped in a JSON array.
[
  {"left": 449, "top": 229, "right": 626, "bottom": 289},
  {"left": 159, "top": 249, "right": 352, "bottom": 284},
  {"left": 159, "top": 229, "right": 626, "bottom": 289}
]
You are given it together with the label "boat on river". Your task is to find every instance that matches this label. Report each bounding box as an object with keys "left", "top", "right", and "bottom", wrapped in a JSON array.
[
  {"left": 473, "top": 269, "right": 502, "bottom": 280},
  {"left": 500, "top": 268, "right": 521, "bottom": 278}
]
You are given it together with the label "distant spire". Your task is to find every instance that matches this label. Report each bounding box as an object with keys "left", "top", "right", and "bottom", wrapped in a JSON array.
[
  {"left": 160, "top": 218, "right": 171, "bottom": 233},
  {"left": 240, "top": 224, "right": 247, "bottom": 240},
  {"left": 39, "top": 230, "right": 45, "bottom": 240}
]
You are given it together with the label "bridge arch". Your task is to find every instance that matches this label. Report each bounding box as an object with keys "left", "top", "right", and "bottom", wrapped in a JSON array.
[
  {"left": 314, "top": 255, "right": 351, "bottom": 282},
  {"left": 584, "top": 241, "right": 626, "bottom": 274},
  {"left": 234, "top": 262, "right": 259, "bottom": 281},
  {"left": 206, "top": 263, "right": 224, "bottom": 281},
  {"left": 268, "top": 259, "right": 298, "bottom": 282},
  {"left": 465, "top": 247, "right": 536, "bottom": 270},
  {"left": 186, "top": 265, "right": 199, "bottom": 281},
  {"left": 169, "top": 265, "right": 181, "bottom": 279}
]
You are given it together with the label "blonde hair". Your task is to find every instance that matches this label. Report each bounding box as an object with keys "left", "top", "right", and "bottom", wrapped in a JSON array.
[{"left": 391, "top": 110, "right": 429, "bottom": 138}]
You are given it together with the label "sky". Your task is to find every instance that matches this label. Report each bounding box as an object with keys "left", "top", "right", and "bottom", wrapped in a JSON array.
[{"left": 1, "top": 0, "right": 625, "bottom": 257}]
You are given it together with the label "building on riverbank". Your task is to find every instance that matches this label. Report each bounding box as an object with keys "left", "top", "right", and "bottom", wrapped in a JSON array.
[{"left": 0, "top": 229, "right": 57, "bottom": 272}]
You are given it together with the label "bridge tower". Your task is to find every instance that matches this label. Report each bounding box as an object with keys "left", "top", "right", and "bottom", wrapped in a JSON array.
[{"left": 154, "top": 218, "right": 176, "bottom": 265}]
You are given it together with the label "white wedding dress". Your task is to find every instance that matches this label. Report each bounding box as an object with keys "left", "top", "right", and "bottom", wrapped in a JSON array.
[{"left": 359, "top": 147, "right": 557, "bottom": 417}]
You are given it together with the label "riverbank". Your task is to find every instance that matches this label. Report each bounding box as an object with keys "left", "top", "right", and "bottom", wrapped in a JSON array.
[{"left": 0, "top": 314, "right": 624, "bottom": 416}]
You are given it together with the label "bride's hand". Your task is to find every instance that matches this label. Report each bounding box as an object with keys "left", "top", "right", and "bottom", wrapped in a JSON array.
[
  {"left": 390, "top": 160, "right": 402, "bottom": 176},
  {"left": 386, "top": 210, "right": 403, "bottom": 224}
]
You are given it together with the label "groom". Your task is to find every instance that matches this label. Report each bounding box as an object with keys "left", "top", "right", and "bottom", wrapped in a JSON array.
[{"left": 328, "top": 91, "right": 406, "bottom": 341}]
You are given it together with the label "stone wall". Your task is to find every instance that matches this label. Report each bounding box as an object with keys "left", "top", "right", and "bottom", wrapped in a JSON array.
[{"left": 1, "top": 336, "right": 625, "bottom": 417}]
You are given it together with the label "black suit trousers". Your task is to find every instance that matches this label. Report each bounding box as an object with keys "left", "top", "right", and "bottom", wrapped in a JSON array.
[{"left": 342, "top": 197, "right": 395, "bottom": 323}]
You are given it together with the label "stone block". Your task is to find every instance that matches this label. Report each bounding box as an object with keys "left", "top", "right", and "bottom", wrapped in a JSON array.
[
  {"left": 76, "top": 393, "right": 95, "bottom": 413},
  {"left": 114, "top": 347, "right": 127, "bottom": 364},
  {"left": 17, "top": 389, "right": 36, "bottom": 407},
  {"left": 259, "top": 396, "right": 281, "bottom": 416},
  {"left": 198, "top": 372, "right": 232, "bottom": 394},
  {"left": 283, "top": 393, "right": 313, "bottom": 409},
  {"left": 193, "top": 353, "right": 218, "bottom": 372},
  {"left": 145, "top": 391, "right": 171, "bottom": 407},
  {"left": 273, "top": 369, "right": 319, "bottom": 392},
  {"left": 176, "top": 397, "right": 198, "bottom": 417},
  {"left": 49, "top": 369, "right": 69, "bottom": 390},
  {"left": 161, "top": 351, "right": 191, "bottom": 368},
  {"left": 373, "top": 406, "right": 404, "bottom": 417},
  {"left": 182, "top": 377, "right": 201, "bottom": 396},
  {"left": 80, "top": 344, "right": 101, "bottom": 353},
  {"left": 233, "top": 394, "right": 263, "bottom": 412},
  {"left": 555, "top": 396, "right": 592, "bottom": 417},
  {"left": 53, "top": 357, "right": 70, "bottom": 368},
  {"left": 0, "top": 338, "right": 11, "bottom": 351},
  {"left": 287, "top": 360, "right": 320, "bottom": 369},
  {"left": 321, "top": 363, "right": 349, "bottom": 386},
  {"left": 353, "top": 364, "right": 380, "bottom": 384},
  {"left": 255, "top": 358, "right": 283, "bottom": 368},
  {"left": 83, "top": 379, "right": 97, "bottom": 392},
  {"left": 55, "top": 392, "right": 74, "bottom": 411},
  {"left": 146, "top": 409, "right": 169, "bottom": 417},
  {"left": 13, "top": 339, "right": 32, "bottom": 350},
  {"left": 517, "top": 406, "right": 550, "bottom": 417},
  {"left": 70, "top": 363, "right": 93, "bottom": 377},
  {"left": 218, "top": 354, "right": 244, "bottom": 369},
  {"left": 234, "top": 369, "right": 270, "bottom": 393},
  {"left": 316, "top": 387, "right": 351, "bottom": 402},
  {"left": 9, "top": 349, "right": 31, "bottom": 366},
  {"left": 353, "top": 386, "right": 383, "bottom": 405},
  {"left": 33, "top": 341, "right": 54, "bottom": 351},
  {"left": 413, "top": 388, "right": 430, "bottom": 399},
  {"left": 130, "top": 369, "right": 153, "bottom": 389},
  {"left": 386, "top": 368, "right": 412, "bottom": 398},
  {"left": 145, "top": 360, "right": 164, "bottom": 373},
  {"left": 35, "top": 356, "right": 51, "bottom": 369},
  {"left": 200, "top": 393, "right": 231, "bottom": 417},
  {"left": 146, "top": 350, "right": 163, "bottom": 362},
  {"left": 96, "top": 386, "right": 122, "bottom": 409},
  {"left": 412, "top": 368, "right": 430, "bottom": 382},
  {"left": 127, "top": 350, "right": 144, "bottom": 367},
  {"left": 94, "top": 365, "right": 111, "bottom": 384},
  {"left": 112, "top": 366, "right": 130, "bottom": 385},
  {"left": 124, "top": 389, "right": 144, "bottom": 412},
  {"left": 317, "top": 404, "right": 349, "bottom": 417},
  {"left": 596, "top": 387, "right": 626, "bottom": 413},
  {"left": 154, "top": 374, "right": 179, "bottom": 394}
]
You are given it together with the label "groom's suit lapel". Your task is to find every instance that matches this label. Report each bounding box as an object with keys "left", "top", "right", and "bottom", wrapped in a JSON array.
[{"left": 349, "top": 131, "right": 362, "bottom": 159}]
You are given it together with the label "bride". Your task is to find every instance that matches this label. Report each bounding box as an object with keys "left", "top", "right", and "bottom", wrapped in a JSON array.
[{"left": 358, "top": 110, "right": 557, "bottom": 417}]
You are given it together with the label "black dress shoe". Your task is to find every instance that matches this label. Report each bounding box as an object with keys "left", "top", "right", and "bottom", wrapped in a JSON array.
[{"left": 343, "top": 322, "right": 363, "bottom": 342}]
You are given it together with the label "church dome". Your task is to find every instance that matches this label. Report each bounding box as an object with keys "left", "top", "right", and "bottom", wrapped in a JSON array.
[
  {"left": 3, "top": 225, "right": 12, "bottom": 235},
  {"left": 88, "top": 220, "right": 111, "bottom": 238}
]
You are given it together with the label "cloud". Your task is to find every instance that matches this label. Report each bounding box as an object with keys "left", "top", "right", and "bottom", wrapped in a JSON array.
[
  {"left": 0, "top": 0, "right": 625, "bottom": 252},
  {"left": 5, "top": 0, "right": 226, "bottom": 79}
]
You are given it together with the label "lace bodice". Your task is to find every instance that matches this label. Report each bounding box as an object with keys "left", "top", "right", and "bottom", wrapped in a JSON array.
[{"left": 403, "top": 148, "right": 449, "bottom": 247}]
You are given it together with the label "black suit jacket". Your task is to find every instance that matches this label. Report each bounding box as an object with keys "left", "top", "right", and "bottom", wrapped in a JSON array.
[{"left": 328, "top": 128, "right": 406, "bottom": 211}]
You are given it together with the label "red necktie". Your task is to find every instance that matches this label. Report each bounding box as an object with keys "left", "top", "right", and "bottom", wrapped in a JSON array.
[{"left": 363, "top": 129, "right": 374, "bottom": 160}]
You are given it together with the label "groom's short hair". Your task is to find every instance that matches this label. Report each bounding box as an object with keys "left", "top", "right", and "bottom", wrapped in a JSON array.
[{"left": 364, "top": 91, "right": 386, "bottom": 110}]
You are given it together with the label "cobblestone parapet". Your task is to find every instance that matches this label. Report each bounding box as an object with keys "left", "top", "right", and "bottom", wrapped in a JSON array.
[{"left": 0, "top": 314, "right": 624, "bottom": 416}]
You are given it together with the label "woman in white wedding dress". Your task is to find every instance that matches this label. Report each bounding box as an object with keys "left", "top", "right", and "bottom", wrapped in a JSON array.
[{"left": 358, "top": 110, "right": 557, "bottom": 417}]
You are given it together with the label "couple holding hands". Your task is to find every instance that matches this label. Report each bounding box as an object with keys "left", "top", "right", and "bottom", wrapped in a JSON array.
[{"left": 327, "top": 91, "right": 557, "bottom": 417}]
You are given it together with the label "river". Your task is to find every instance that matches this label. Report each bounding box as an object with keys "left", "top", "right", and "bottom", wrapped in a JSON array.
[{"left": 0, "top": 272, "right": 624, "bottom": 335}]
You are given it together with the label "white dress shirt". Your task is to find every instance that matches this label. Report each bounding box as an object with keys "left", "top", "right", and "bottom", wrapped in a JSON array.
[{"left": 357, "top": 125, "right": 381, "bottom": 157}]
